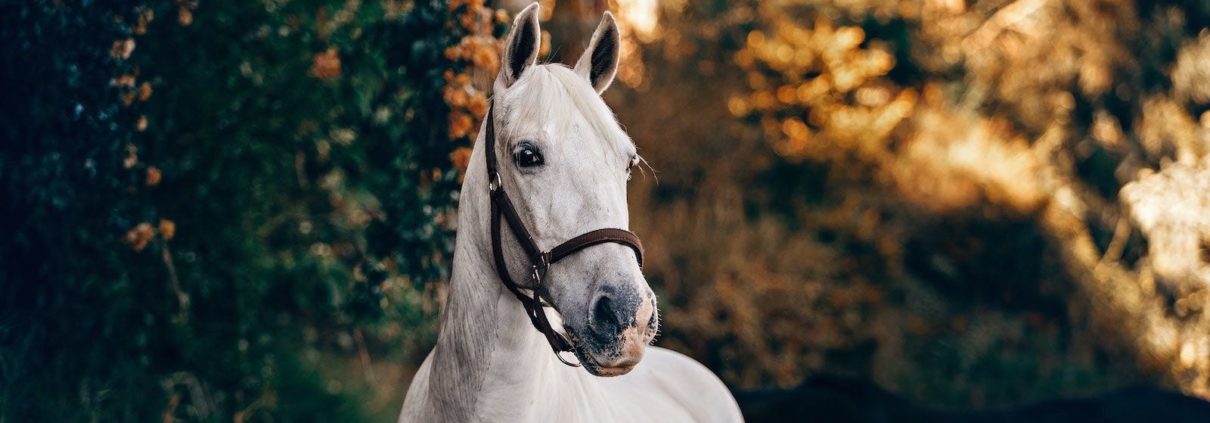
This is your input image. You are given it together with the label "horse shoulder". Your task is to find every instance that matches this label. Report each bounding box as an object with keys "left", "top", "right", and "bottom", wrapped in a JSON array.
[{"left": 632, "top": 346, "right": 743, "bottom": 422}]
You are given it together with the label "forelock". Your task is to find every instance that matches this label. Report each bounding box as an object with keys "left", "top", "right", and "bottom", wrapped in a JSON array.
[{"left": 498, "top": 64, "right": 634, "bottom": 157}]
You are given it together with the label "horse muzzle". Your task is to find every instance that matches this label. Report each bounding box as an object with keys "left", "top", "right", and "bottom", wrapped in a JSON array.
[{"left": 574, "top": 284, "right": 658, "bottom": 376}]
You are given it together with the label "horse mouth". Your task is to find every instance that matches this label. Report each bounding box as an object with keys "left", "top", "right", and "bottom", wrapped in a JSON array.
[
  {"left": 578, "top": 351, "right": 641, "bottom": 376},
  {"left": 569, "top": 325, "right": 653, "bottom": 377},
  {"left": 591, "top": 358, "right": 640, "bottom": 376}
]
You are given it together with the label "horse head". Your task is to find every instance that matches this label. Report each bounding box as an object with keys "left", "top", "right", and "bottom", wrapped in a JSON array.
[{"left": 488, "top": 3, "right": 657, "bottom": 377}]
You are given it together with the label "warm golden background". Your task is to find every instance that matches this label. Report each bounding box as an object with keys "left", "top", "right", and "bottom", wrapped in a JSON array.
[{"left": 4, "top": 0, "right": 1210, "bottom": 421}]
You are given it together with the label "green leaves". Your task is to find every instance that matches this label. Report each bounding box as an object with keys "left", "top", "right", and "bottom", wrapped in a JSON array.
[{"left": 2, "top": 1, "right": 476, "bottom": 421}]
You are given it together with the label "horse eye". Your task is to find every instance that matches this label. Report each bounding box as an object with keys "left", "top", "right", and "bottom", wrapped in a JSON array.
[{"left": 513, "top": 142, "right": 544, "bottom": 168}]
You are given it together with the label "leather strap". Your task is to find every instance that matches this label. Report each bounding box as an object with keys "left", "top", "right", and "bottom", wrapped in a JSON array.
[
  {"left": 482, "top": 102, "right": 644, "bottom": 363},
  {"left": 548, "top": 228, "right": 643, "bottom": 267}
]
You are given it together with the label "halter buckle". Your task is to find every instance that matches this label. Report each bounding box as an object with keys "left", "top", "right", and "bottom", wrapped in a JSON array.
[
  {"left": 530, "top": 264, "right": 546, "bottom": 286},
  {"left": 530, "top": 252, "right": 551, "bottom": 284},
  {"left": 488, "top": 171, "right": 502, "bottom": 192}
]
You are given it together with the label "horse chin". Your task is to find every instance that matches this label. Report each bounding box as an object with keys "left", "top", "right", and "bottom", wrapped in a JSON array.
[{"left": 572, "top": 327, "right": 654, "bottom": 377}]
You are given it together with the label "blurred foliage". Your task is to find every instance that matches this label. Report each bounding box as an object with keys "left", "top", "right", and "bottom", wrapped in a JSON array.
[
  {"left": 1, "top": 0, "right": 503, "bottom": 421},
  {"left": 585, "top": 0, "right": 1210, "bottom": 408}
]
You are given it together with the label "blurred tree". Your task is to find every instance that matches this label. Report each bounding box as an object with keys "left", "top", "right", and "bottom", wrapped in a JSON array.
[
  {"left": 0, "top": 0, "right": 503, "bottom": 421},
  {"left": 591, "top": 0, "right": 1210, "bottom": 408},
  {"left": 724, "top": 0, "right": 1210, "bottom": 402}
]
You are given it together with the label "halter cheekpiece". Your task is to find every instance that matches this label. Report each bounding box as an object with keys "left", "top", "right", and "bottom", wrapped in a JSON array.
[{"left": 482, "top": 102, "right": 645, "bottom": 366}]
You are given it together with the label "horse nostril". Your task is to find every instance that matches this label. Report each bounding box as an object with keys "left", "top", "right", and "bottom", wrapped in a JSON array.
[
  {"left": 590, "top": 286, "right": 641, "bottom": 337},
  {"left": 594, "top": 295, "right": 620, "bottom": 330}
]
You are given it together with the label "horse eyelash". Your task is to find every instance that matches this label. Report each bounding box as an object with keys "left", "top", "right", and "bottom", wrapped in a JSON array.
[{"left": 631, "top": 155, "right": 657, "bottom": 184}]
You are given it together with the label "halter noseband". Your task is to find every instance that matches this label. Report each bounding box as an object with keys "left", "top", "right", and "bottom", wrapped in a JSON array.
[{"left": 483, "top": 102, "right": 645, "bottom": 366}]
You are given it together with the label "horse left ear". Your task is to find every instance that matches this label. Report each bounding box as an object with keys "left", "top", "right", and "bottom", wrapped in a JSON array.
[
  {"left": 498, "top": 3, "right": 542, "bottom": 89},
  {"left": 574, "top": 12, "right": 621, "bottom": 94}
]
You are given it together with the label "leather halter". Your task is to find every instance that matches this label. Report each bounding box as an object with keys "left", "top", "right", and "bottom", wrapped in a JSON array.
[{"left": 483, "top": 102, "right": 645, "bottom": 366}]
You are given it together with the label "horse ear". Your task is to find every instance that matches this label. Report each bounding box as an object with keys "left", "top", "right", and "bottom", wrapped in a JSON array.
[
  {"left": 574, "top": 12, "right": 621, "bottom": 94},
  {"left": 498, "top": 3, "right": 542, "bottom": 89}
]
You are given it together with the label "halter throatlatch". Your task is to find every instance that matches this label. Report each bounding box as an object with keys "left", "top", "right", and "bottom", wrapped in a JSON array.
[{"left": 483, "top": 103, "right": 645, "bottom": 366}]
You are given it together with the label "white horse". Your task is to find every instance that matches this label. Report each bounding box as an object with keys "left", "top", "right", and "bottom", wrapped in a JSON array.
[{"left": 399, "top": 4, "right": 742, "bottom": 422}]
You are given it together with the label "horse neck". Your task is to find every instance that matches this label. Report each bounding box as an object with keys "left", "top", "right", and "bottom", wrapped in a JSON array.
[{"left": 425, "top": 139, "right": 571, "bottom": 420}]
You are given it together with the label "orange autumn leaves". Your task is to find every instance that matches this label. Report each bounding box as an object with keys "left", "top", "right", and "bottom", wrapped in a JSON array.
[
  {"left": 304, "top": 1, "right": 503, "bottom": 178},
  {"left": 122, "top": 165, "right": 171, "bottom": 252},
  {"left": 112, "top": 7, "right": 174, "bottom": 252},
  {"left": 444, "top": 0, "right": 509, "bottom": 177},
  {"left": 177, "top": 0, "right": 196, "bottom": 26},
  {"left": 732, "top": 16, "right": 914, "bottom": 165},
  {"left": 310, "top": 48, "right": 342, "bottom": 81},
  {"left": 125, "top": 219, "right": 176, "bottom": 252}
]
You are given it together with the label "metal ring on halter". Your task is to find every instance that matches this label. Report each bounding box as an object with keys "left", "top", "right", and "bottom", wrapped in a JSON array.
[
  {"left": 488, "top": 171, "right": 502, "bottom": 192},
  {"left": 531, "top": 254, "right": 548, "bottom": 283},
  {"left": 555, "top": 350, "right": 580, "bottom": 367}
]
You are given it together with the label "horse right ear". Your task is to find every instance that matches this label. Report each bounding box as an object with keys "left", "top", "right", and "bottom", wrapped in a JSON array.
[{"left": 498, "top": 3, "right": 542, "bottom": 89}]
